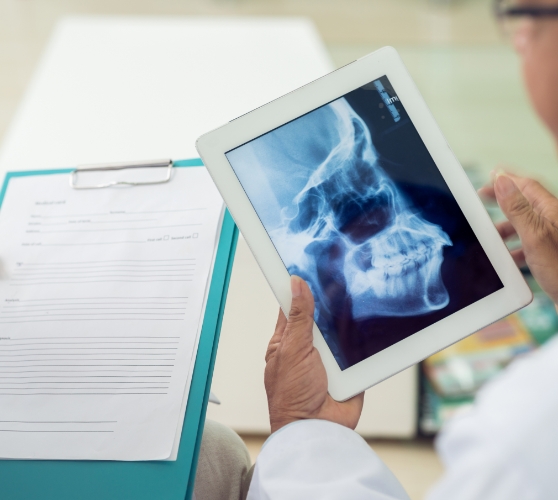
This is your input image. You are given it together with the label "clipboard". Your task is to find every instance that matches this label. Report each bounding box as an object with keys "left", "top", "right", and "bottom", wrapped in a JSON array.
[{"left": 0, "top": 158, "right": 239, "bottom": 500}]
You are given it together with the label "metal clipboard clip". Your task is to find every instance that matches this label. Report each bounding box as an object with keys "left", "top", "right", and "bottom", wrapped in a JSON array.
[{"left": 70, "top": 159, "right": 173, "bottom": 189}]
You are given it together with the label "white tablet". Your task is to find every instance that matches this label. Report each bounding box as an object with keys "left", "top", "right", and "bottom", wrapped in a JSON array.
[{"left": 196, "top": 46, "right": 532, "bottom": 401}]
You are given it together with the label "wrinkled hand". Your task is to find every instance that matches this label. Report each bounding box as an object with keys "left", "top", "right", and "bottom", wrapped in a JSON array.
[
  {"left": 264, "top": 276, "right": 364, "bottom": 433},
  {"left": 479, "top": 170, "right": 558, "bottom": 304}
]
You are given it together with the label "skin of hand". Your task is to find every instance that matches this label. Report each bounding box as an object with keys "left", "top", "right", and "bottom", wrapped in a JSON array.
[
  {"left": 264, "top": 275, "right": 364, "bottom": 433},
  {"left": 479, "top": 171, "right": 558, "bottom": 304}
]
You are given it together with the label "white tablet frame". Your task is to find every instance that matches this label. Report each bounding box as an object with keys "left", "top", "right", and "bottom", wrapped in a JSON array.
[{"left": 196, "top": 46, "right": 532, "bottom": 401}]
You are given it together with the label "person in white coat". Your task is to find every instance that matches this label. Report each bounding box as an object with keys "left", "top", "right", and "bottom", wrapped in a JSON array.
[
  {"left": 246, "top": 1, "right": 558, "bottom": 499},
  {"left": 194, "top": 1, "right": 558, "bottom": 499}
]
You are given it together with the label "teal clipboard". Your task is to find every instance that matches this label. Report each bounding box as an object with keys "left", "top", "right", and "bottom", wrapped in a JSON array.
[{"left": 0, "top": 158, "right": 238, "bottom": 500}]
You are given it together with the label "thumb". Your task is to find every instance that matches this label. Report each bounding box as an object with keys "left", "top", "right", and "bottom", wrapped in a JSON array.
[
  {"left": 285, "top": 276, "right": 315, "bottom": 344},
  {"left": 494, "top": 173, "right": 535, "bottom": 236}
]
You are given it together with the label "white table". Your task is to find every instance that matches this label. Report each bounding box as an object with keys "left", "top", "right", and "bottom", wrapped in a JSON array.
[{"left": 0, "top": 16, "right": 417, "bottom": 437}]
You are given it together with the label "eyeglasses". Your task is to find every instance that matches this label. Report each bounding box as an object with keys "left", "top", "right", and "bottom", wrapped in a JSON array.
[{"left": 494, "top": 0, "right": 558, "bottom": 39}]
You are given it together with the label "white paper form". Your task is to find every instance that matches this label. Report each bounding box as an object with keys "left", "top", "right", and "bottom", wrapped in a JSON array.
[{"left": 0, "top": 167, "right": 224, "bottom": 460}]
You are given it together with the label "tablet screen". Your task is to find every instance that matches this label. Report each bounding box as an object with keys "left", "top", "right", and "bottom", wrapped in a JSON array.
[{"left": 226, "top": 75, "right": 503, "bottom": 370}]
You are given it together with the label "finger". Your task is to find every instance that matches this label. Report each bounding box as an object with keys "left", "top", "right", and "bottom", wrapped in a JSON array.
[
  {"left": 275, "top": 308, "right": 287, "bottom": 335},
  {"left": 501, "top": 172, "right": 558, "bottom": 218},
  {"left": 495, "top": 220, "right": 517, "bottom": 240},
  {"left": 265, "top": 309, "right": 288, "bottom": 363},
  {"left": 478, "top": 185, "right": 496, "bottom": 201},
  {"left": 480, "top": 166, "right": 521, "bottom": 201},
  {"left": 344, "top": 392, "right": 365, "bottom": 410},
  {"left": 494, "top": 173, "right": 539, "bottom": 239},
  {"left": 335, "top": 392, "right": 365, "bottom": 430},
  {"left": 478, "top": 167, "right": 511, "bottom": 201},
  {"left": 510, "top": 247, "right": 526, "bottom": 267},
  {"left": 284, "top": 275, "right": 315, "bottom": 346}
]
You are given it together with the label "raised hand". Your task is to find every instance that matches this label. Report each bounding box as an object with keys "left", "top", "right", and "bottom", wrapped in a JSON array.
[
  {"left": 479, "top": 170, "right": 558, "bottom": 304},
  {"left": 264, "top": 276, "right": 364, "bottom": 433}
]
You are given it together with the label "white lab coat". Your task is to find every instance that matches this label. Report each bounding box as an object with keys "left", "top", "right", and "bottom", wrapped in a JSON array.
[{"left": 248, "top": 335, "right": 558, "bottom": 500}]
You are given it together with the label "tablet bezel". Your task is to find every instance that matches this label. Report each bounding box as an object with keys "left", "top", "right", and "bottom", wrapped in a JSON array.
[{"left": 196, "top": 46, "right": 533, "bottom": 401}]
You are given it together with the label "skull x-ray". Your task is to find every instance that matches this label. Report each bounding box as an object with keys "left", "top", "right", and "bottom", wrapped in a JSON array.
[{"left": 227, "top": 76, "right": 503, "bottom": 370}]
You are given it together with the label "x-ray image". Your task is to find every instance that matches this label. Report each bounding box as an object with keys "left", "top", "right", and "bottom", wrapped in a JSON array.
[{"left": 227, "top": 76, "right": 503, "bottom": 370}]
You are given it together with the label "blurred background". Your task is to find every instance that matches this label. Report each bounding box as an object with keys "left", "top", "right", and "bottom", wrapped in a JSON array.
[
  {"left": 1, "top": 0, "right": 557, "bottom": 186},
  {"left": 1, "top": 1, "right": 557, "bottom": 499}
]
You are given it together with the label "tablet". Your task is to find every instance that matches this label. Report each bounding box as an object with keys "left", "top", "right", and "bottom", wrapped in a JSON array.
[{"left": 196, "top": 46, "right": 532, "bottom": 401}]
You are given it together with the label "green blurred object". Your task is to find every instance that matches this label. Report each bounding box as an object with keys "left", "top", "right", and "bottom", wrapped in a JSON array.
[
  {"left": 420, "top": 277, "right": 558, "bottom": 434},
  {"left": 420, "top": 378, "right": 473, "bottom": 435},
  {"left": 519, "top": 276, "right": 558, "bottom": 345}
]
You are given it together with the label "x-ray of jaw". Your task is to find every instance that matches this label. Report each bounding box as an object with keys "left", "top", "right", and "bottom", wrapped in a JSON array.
[{"left": 226, "top": 96, "right": 453, "bottom": 326}]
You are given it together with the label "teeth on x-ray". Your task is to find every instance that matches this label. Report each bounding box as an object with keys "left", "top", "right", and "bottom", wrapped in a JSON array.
[{"left": 271, "top": 98, "right": 452, "bottom": 319}]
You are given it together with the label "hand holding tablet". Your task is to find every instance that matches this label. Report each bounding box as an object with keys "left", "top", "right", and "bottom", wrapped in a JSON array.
[
  {"left": 264, "top": 276, "right": 364, "bottom": 433},
  {"left": 197, "top": 47, "right": 532, "bottom": 401}
]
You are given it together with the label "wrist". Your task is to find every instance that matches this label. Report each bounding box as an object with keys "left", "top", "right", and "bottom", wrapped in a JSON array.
[
  {"left": 269, "top": 408, "right": 302, "bottom": 433},
  {"left": 270, "top": 419, "right": 300, "bottom": 434}
]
